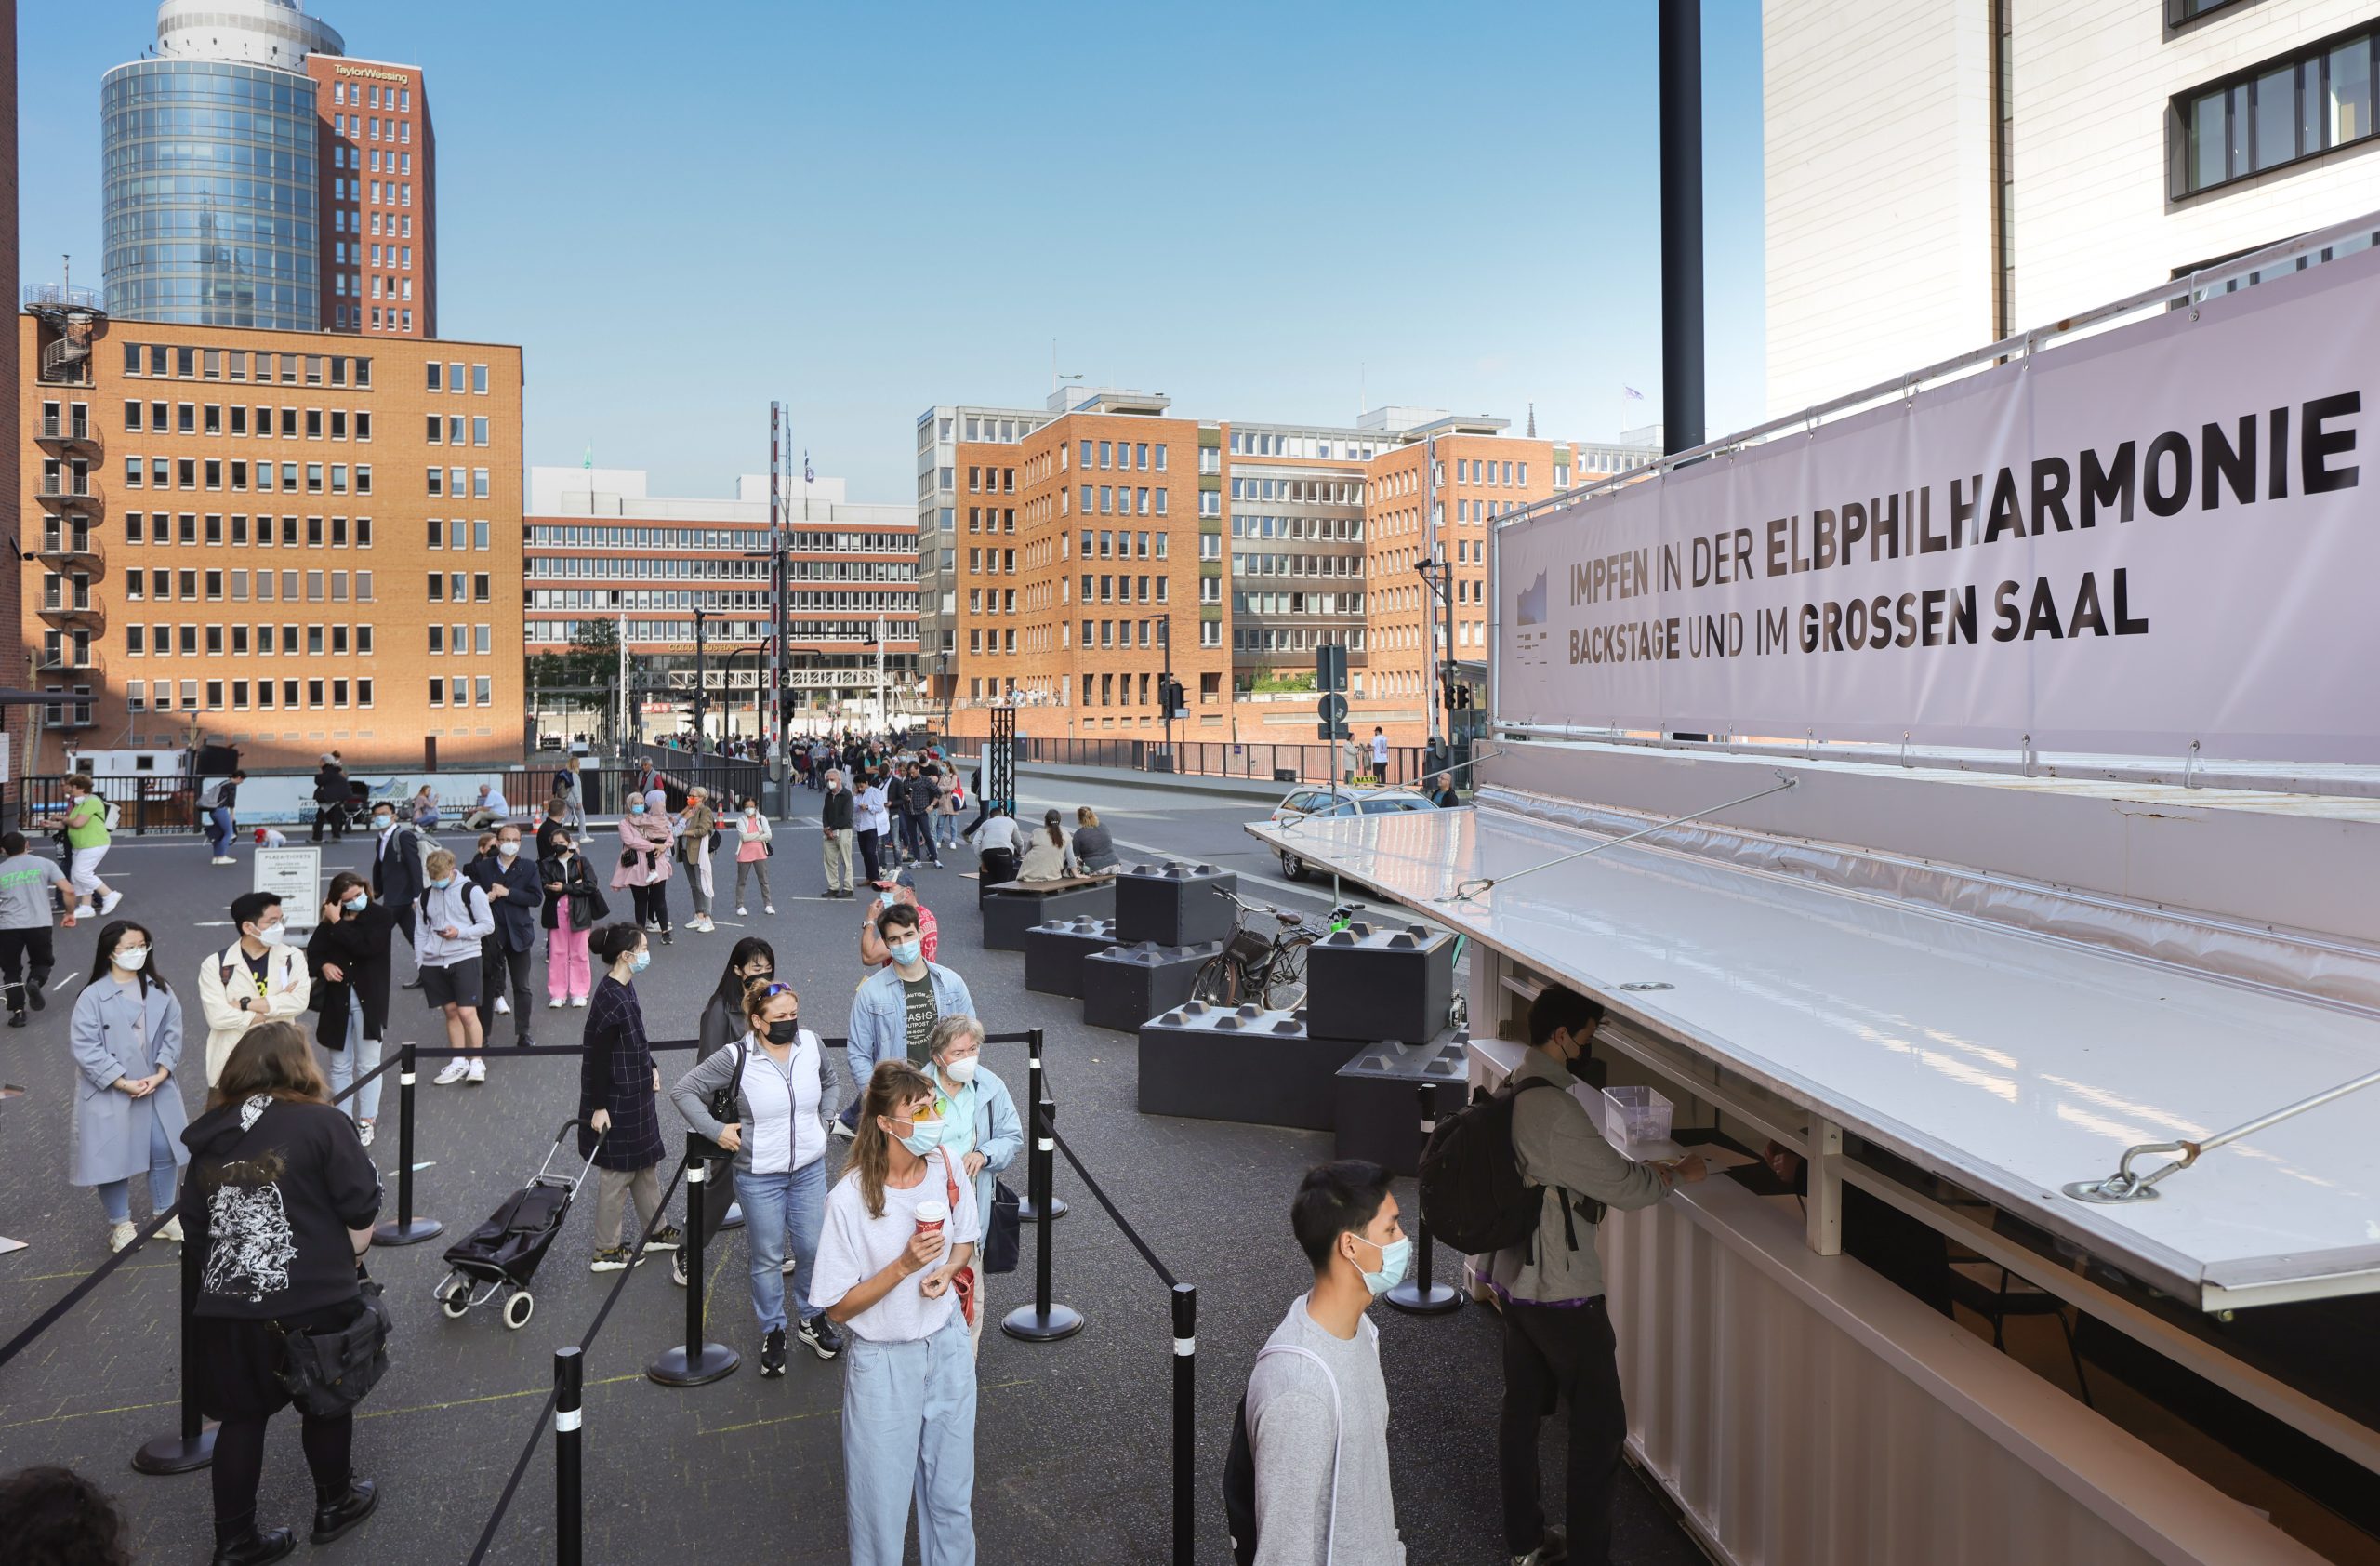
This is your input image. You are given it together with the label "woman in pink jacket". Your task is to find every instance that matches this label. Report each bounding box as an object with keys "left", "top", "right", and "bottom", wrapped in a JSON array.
[{"left": 612, "top": 787, "right": 677, "bottom": 946}]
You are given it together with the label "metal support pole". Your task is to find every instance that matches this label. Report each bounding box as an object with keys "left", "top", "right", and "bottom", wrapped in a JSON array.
[
  {"left": 374, "top": 1043, "right": 443, "bottom": 1244},
  {"left": 1805, "top": 1116, "right": 1844, "bottom": 1256},
  {"left": 1171, "top": 1282, "right": 1197, "bottom": 1566},
  {"left": 1000, "top": 1095, "right": 1084, "bottom": 1342},
  {"left": 1387, "top": 1085, "right": 1462, "bottom": 1315},
  {"left": 1016, "top": 1028, "right": 1064, "bottom": 1220},
  {"left": 649, "top": 1136, "right": 739, "bottom": 1385},
  {"left": 132, "top": 1214, "right": 217, "bottom": 1473},
  {"left": 1659, "top": 0, "right": 1706, "bottom": 457},
  {"left": 553, "top": 1347, "right": 583, "bottom": 1566}
]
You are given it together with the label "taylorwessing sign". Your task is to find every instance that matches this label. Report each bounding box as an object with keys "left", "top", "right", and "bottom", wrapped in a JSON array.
[{"left": 1496, "top": 246, "right": 2380, "bottom": 764}]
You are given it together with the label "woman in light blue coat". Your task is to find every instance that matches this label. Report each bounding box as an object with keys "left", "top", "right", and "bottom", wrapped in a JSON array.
[
  {"left": 923, "top": 1015, "right": 1021, "bottom": 1355},
  {"left": 68, "top": 920, "right": 190, "bottom": 1252}
]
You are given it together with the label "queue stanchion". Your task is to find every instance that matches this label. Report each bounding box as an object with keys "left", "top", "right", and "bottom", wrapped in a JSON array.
[
  {"left": 131, "top": 1202, "right": 215, "bottom": 1474},
  {"left": 648, "top": 1133, "right": 738, "bottom": 1386},
  {"left": 1170, "top": 1282, "right": 1197, "bottom": 1566},
  {"left": 1000, "top": 1095, "right": 1083, "bottom": 1342},
  {"left": 374, "top": 1042, "right": 443, "bottom": 1245},
  {"left": 1015, "top": 1028, "right": 1065, "bottom": 1221},
  {"left": 554, "top": 1347, "right": 583, "bottom": 1566},
  {"left": 1386, "top": 1084, "right": 1461, "bottom": 1316}
]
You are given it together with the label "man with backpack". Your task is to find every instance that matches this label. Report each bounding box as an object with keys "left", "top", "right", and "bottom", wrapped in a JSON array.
[
  {"left": 198, "top": 770, "right": 245, "bottom": 865},
  {"left": 1229, "top": 1160, "right": 1408, "bottom": 1565},
  {"left": 1478, "top": 986, "right": 1703, "bottom": 1566}
]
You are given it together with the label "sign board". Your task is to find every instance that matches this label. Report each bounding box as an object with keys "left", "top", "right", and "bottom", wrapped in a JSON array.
[
  {"left": 1496, "top": 246, "right": 2380, "bottom": 764},
  {"left": 252, "top": 845, "right": 323, "bottom": 928}
]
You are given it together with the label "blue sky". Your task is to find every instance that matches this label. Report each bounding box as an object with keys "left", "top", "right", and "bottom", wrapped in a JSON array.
[{"left": 19, "top": 1, "right": 1766, "bottom": 503}]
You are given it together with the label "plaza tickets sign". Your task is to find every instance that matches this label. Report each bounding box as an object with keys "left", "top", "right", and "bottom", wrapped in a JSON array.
[{"left": 1497, "top": 246, "right": 2380, "bottom": 764}]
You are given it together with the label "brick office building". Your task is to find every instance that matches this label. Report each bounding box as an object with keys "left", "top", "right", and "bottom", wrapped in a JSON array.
[
  {"left": 306, "top": 53, "right": 437, "bottom": 338},
  {"left": 15, "top": 308, "right": 523, "bottom": 769}
]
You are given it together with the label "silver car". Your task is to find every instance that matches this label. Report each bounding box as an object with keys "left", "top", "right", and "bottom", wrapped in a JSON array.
[{"left": 1270, "top": 786, "right": 1438, "bottom": 880}]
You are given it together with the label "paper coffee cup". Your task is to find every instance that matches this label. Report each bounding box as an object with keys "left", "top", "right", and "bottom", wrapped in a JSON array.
[{"left": 914, "top": 1199, "right": 949, "bottom": 1237}]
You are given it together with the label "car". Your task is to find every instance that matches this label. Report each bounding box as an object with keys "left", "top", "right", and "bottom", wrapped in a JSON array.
[{"left": 1269, "top": 785, "right": 1438, "bottom": 880}]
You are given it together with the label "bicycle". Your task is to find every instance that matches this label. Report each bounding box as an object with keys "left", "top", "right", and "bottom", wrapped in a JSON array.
[{"left": 1191, "top": 887, "right": 1362, "bottom": 1011}]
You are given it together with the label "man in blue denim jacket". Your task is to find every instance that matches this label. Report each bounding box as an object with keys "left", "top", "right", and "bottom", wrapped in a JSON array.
[{"left": 837, "top": 902, "right": 976, "bottom": 1135}]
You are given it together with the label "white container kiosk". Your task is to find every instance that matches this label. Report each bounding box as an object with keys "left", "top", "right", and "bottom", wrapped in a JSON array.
[{"left": 1252, "top": 218, "right": 2380, "bottom": 1566}]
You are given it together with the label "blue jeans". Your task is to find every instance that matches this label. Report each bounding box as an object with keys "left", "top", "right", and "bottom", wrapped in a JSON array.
[
  {"left": 207, "top": 805, "right": 234, "bottom": 856},
  {"left": 932, "top": 813, "right": 960, "bottom": 847},
  {"left": 843, "top": 1319, "right": 976, "bottom": 1566},
  {"left": 98, "top": 1107, "right": 179, "bottom": 1224},
  {"left": 734, "top": 1158, "right": 826, "bottom": 1333},
  {"left": 326, "top": 990, "right": 385, "bottom": 1121}
]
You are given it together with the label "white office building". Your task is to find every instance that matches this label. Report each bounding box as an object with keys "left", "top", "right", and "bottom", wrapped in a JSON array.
[{"left": 1765, "top": 0, "right": 2380, "bottom": 416}]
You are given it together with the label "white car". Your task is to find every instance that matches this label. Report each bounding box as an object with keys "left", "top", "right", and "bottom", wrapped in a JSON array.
[{"left": 1269, "top": 786, "right": 1439, "bottom": 880}]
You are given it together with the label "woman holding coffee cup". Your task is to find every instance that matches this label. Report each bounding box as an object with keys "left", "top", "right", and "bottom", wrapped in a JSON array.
[
  {"left": 923, "top": 1015, "right": 1020, "bottom": 1356},
  {"left": 810, "top": 1058, "right": 979, "bottom": 1566}
]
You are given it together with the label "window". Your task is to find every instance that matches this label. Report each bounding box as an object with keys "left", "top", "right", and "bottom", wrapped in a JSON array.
[{"left": 2176, "top": 28, "right": 2378, "bottom": 196}]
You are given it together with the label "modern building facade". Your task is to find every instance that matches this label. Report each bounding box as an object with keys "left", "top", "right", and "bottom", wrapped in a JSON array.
[
  {"left": 15, "top": 305, "right": 523, "bottom": 767},
  {"left": 914, "top": 400, "right": 1048, "bottom": 684},
  {"left": 1765, "top": 0, "right": 2380, "bottom": 416},
  {"left": 523, "top": 468, "right": 918, "bottom": 737},
  {"left": 100, "top": 1, "right": 436, "bottom": 340}
]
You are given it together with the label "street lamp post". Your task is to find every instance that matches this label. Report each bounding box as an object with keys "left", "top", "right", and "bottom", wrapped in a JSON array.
[
  {"left": 938, "top": 649, "right": 953, "bottom": 741},
  {"left": 1415, "top": 557, "right": 1458, "bottom": 751}
]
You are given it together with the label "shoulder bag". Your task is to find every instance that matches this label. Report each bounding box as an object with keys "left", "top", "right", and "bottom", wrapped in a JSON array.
[
  {"left": 274, "top": 1278, "right": 394, "bottom": 1417},
  {"left": 706, "top": 1040, "right": 747, "bottom": 1141},
  {"left": 941, "top": 1148, "right": 976, "bottom": 1327}
]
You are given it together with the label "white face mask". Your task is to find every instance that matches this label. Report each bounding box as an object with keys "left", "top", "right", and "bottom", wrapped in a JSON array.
[
  {"left": 254, "top": 924, "right": 287, "bottom": 947},
  {"left": 497, "top": 841, "right": 520, "bottom": 856},
  {"left": 943, "top": 1056, "right": 979, "bottom": 1085},
  {"left": 115, "top": 947, "right": 150, "bottom": 972}
]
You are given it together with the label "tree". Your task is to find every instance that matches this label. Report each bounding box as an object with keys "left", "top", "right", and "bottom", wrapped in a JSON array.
[{"left": 528, "top": 617, "right": 620, "bottom": 691}]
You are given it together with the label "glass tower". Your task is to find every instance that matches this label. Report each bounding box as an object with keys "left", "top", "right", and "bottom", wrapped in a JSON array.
[{"left": 100, "top": 60, "right": 321, "bottom": 329}]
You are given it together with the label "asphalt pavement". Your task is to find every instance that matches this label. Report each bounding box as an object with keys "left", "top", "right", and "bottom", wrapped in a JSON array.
[{"left": 0, "top": 782, "right": 1701, "bottom": 1565}]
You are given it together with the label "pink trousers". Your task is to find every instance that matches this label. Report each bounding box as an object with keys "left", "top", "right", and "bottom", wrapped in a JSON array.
[{"left": 548, "top": 922, "right": 591, "bottom": 1001}]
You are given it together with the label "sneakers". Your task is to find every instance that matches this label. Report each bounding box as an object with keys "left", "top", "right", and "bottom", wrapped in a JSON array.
[
  {"left": 159, "top": 1214, "right": 185, "bottom": 1242},
  {"left": 671, "top": 1250, "right": 688, "bottom": 1288},
  {"left": 735, "top": 906, "right": 747, "bottom": 917},
  {"left": 466, "top": 1058, "right": 487, "bottom": 1084},
  {"left": 644, "top": 1225, "right": 683, "bottom": 1252},
  {"left": 548, "top": 995, "right": 567, "bottom": 1009},
  {"left": 433, "top": 1058, "right": 470, "bottom": 1085},
  {"left": 210, "top": 856, "right": 236, "bottom": 866},
  {"left": 763, "top": 904, "right": 777, "bottom": 915},
  {"left": 99, "top": 890, "right": 124, "bottom": 915},
  {"left": 589, "top": 1246, "right": 645, "bottom": 1272},
  {"left": 760, "top": 1327, "right": 787, "bottom": 1377},
  {"left": 571, "top": 994, "right": 589, "bottom": 1007},
  {"left": 72, "top": 905, "right": 95, "bottom": 922},
  {"left": 794, "top": 1315, "right": 844, "bottom": 1360},
  {"left": 494, "top": 994, "right": 510, "bottom": 1015},
  {"left": 107, "top": 1220, "right": 138, "bottom": 1252},
  {"left": 831, "top": 1119, "right": 856, "bottom": 1141},
  {"left": 356, "top": 1120, "right": 376, "bottom": 1148}
]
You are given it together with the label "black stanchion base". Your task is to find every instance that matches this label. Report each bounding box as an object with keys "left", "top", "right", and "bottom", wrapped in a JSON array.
[
  {"left": 1016, "top": 1195, "right": 1068, "bottom": 1221},
  {"left": 131, "top": 1426, "right": 217, "bottom": 1474},
  {"left": 1000, "top": 1303, "right": 1086, "bottom": 1343},
  {"left": 719, "top": 1201, "right": 745, "bottom": 1231},
  {"left": 372, "top": 1216, "right": 444, "bottom": 1246},
  {"left": 646, "top": 1343, "right": 740, "bottom": 1387},
  {"left": 1384, "top": 1280, "right": 1463, "bottom": 1316}
]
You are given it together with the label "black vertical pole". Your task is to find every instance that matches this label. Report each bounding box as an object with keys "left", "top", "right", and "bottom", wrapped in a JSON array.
[
  {"left": 131, "top": 1205, "right": 216, "bottom": 1473},
  {"left": 1659, "top": 0, "right": 1705, "bottom": 458},
  {"left": 1170, "top": 1282, "right": 1197, "bottom": 1566},
  {"left": 1017, "top": 1028, "right": 1064, "bottom": 1220},
  {"left": 553, "top": 1346, "right": 583, "bottom": 1566},
  {"left": 649, "top": 1139, "right": 738, "bottom": 1384},
  {"left": 999, "top": 1095, "right": 1084, "bottom": 1342},
  {"left": 375, "top": 1043, "right": 443, "bottom": 1244},
  {"left": 1387, "top": 1085, "right": 1462, "bottom": 1315}
]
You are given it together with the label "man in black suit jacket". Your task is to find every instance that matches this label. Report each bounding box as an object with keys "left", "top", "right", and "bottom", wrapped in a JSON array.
[{"left": 369, "top": 799, "right": 426, "bottom": 987}]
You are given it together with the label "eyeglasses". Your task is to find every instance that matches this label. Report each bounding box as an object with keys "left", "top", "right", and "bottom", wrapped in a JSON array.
[{"left": 755, "top": 981, "right": 796, "bottom": 999}]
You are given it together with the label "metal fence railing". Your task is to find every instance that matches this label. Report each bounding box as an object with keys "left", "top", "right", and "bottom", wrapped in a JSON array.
[{"left": 1013, "top": 737, "right": 1437, "bottom": 789}]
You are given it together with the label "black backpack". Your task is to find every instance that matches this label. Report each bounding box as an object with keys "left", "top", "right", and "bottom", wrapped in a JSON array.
[
  {"left": 1417, "top": 1078, "right": 1600, "bottom": 1258},
  {"left": 1222, "top": 1344, "right": 1338, "bottom": 1566}
]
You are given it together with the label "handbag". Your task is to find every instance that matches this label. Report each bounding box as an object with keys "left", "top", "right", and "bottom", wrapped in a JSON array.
[
  {"left": 942, "top": 1149, "right": 976, "bottom": 1327},
  {"left": 983, "top": 1178, "right": 1022, "bottom": 1274},
  {"left": 707, "top": 1040, "right": 747, "bottom": 1136},
  {"left": 274, "top": 1279, "right": 393, "bottom": 1417}
]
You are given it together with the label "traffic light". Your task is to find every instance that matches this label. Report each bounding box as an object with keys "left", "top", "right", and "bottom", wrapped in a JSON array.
[
  {"left": 1315, "top": 644, "right": 1350, "bottom": 739},
  {"left": 1159, "top": 677, "right": 1187, "bottom": 718}
]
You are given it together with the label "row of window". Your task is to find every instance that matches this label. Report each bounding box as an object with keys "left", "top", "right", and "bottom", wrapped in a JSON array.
[
  {"left": 967, "top": 507, "right": 1015, "bottom": 534},
  {"left": 1231, "top": 514, "right": 1363, "bottom": 541},
  {"left": 1454, "top": 498, "right": 1525, "bottom": 524},
  {"left": 1227, "top": 430, "right": 1384, "bottom": 461},
  {"left": 125, "top": 623, "right": 377, "bottom": 657},
  {"left": 1068, "top": 439, "right": 1170, "bottom": 474},
  {"left": 121, "top": 511, "right": 375, "bottom": 548},
  {"left": 122, "top": 343, "right": 369, "bottom": 387},
  {"left": 124, "top": 677, "right": 383, "bottom": 714},
  {"left": 425, "top": 416, "right": 491, "bottom": 446},
  {"left": 423, "top": 468, "right": 493, "bottom": 498},
  {"left": 330, "top": 209, "right": 414, "bottom": 239},
  {"left": 120, "top": 399, "right": 375, "bottom": 441},
  {"left": 327, "top": 107, "right": 413, "bottom": 142},
  {"left": 525, "top": 556, "right": 909, "bottom": 583},
  {"left": 332, "top": 271, "right": 415, "bottom": 303},
  {"left": 333, "top": 175, "right": 413, "bottom": 207},
  {"left": 525, "top": 589, "right": 913, "bottom": 613},
  {"left": 425, "top": 573, "right": 496, "bottom": 604},
  {"left": 123, "top": 567, "right": 374, "bottom": 603},
  {"left": 125, "top": 455, "right": 374, "bottom": 495},
  {"left": 522, "top": 619, "right": 917, "bottom": 645},
  {"left": 1233, "top": 591, "right": 1367, "bottom": 617},
  {"left": 522, "top": 524, "right": 906, "bottom": 551},
  {"left": 428, "top": 363, "right": 492, "bottom": 395},
  {"left": 330, "top": 142, "right": 413, "bottom": 176},
  {"left": 329, "top": 81, "right": 413, "bottom": 113},
  {"left": 1069, "top": 485, "right": 1170, "bottom": 517},
  {"left": 1077, "top": 575, "right": 1173, "bottom": 606},
  {"left": 1236, "top": 626, "right": 1368, "bottom": 655},
  {"left": 1236, "top": 552, "right": 1360, "bottom": 578},
  {"left": 332, "top": 304, "right": 416, "bottom": 334},
  {"left": 2179, "top": 26, "right": 2374, "bottom": 196}
]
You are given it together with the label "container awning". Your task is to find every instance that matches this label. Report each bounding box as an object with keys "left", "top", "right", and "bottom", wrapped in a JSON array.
[{"left": 1249, "top": 804, "right": 2380, "bottom": 1311}]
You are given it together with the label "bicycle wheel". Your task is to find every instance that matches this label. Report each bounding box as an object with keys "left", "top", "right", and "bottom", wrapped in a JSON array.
[
  {"left": 1262, "top": 936, "right": 1313, "bottom": 1011},
  {"left": 1191, "top": 953, "right": 1243, "bottom": 1007}
]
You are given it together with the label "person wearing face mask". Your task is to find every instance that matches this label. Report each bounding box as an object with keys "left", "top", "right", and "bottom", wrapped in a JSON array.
[
  {"left": 0, "top": 829, "right": 79, "bottom": 1029},
  {"left": 306, "top": 873, "right": 397, "bottom": 1145},
  {"left": 367, "top": 799, "right": 427, "bottom": 992},
  {"left": 469, "top": 825, "right": 542, "bottom": 1049},
  {"left": 732, "top": 797, "right": 775, "bottom": 916},
  {"left": 811, "top": 1059, "right": 980, "bottom": 1566},
  {"left": 539, "top": 828, "right": 607, "bottom": 1010},
  {"left": 1241, "top": 1160, "right": 1409, "bottom": 1566},
  {"left": 856, "top": 869, "right": 936, "bottom": 971},
  {"left": 69, "top": 920, "right": 189, "bottom": 1253},
  {"left": 579, "top": 922, "right": 682, "bottom": 1271},
  {"left": 840, "top": 902, "right": 974, "bottom": 1136},
  {"left": 198, "top": 892, "right": 311, "bottom": 1086},
  {"left": 416, "top": 849, "right": 496, "bottom": 1087},
  {"left": 921, "top": 1015, "right": 1019, "bottom": 1356},
  {"left": 819, "top": 769, "right": 856, "bottom": 899},
  {"left": 612, "top": 788, "right": 676, "bottom": 947},
  {"left": 673, "top": 977, "right": 846, "bottom": 1373},
  {"left": 853, "top": 769, "right": 892, "bottom": 887},
  {"left": 1492, "top": 986, "right": 1705, "bottom": 1566},
  {"left": 678, "top": 787, "right": 719, "bottom": 934}
]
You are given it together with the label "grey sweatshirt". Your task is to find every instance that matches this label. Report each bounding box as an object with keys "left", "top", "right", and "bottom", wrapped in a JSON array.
[
  {"left": 1243, "top": 1294, "right": 1404, "bottom": 1566},
  {"left": 1487, "top": 1047, "right": 1672, "bottom": 1306}
]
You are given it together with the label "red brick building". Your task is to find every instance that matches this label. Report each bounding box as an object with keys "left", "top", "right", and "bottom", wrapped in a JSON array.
[{"left": 306, "top": 55, "right": 436, "bottom": 339}]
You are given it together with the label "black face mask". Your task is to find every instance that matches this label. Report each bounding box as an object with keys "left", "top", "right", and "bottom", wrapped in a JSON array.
[{"left": 765, "top": 1018, "right": 801, "bottom": 1044}]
